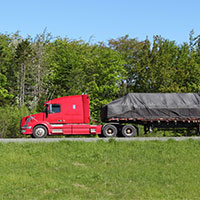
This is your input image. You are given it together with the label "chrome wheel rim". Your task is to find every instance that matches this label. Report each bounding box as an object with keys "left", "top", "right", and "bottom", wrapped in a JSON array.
[
  {"left": 106, "top": 128, "right": 114, "bottom": 135},
  {"left": 125, "top": 128, "right": 133, "bottom": 135},
  {"left": 35, "top": 128, "right": 45, "bottom": 137}
]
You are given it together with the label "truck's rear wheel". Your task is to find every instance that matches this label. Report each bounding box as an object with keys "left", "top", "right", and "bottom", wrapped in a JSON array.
[
  {"left": 102, "top": 124, "right": 118, "bottom": 137},
  {"left": 122, "top": 125, "right": 137, "bottom": 137},
  {"left": 32, "top": 125, "right": 48, "bottom": 138}
]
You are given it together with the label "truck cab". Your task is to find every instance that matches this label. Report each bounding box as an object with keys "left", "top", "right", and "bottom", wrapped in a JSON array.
[{"left": 21, "top": 95, "right": 102, "bottom": 138}]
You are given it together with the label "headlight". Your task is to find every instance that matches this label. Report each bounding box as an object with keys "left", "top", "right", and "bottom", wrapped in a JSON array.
[{"left": 22, "top": 124, "right": 28, "bottom": 128}]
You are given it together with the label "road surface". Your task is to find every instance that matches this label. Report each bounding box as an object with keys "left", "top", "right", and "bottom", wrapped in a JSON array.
[{"left": 0, "top": 137, "right": 200, "bottom": 143}]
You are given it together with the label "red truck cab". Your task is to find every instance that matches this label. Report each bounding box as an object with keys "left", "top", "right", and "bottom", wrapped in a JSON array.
[{"left": 21, "top": 95, "right": 102, "bottom": 138}]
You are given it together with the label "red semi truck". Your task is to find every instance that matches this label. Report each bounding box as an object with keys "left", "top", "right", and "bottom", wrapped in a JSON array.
[
  {"left": 21, "top": 95, "right": 102, "bottom": 138},
  {"left": 21, "top": 93, "right": 200, "bottom": 138}
]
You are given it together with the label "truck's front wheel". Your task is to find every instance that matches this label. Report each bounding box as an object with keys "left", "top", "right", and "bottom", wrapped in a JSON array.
[
  {"left": 102, "top": 124, "right": 118, "bottom": 137},
  {"left": 32, "top": 125, "right": 48, "bottom": 138}
]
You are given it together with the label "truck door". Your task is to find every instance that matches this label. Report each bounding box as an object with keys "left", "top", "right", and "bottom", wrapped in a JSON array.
[
  {"left": 45, "top": 104, "right": 72, "bottom": 134},
  {"left": 45, "top": 104, "right": 63, "bottom": 123}
]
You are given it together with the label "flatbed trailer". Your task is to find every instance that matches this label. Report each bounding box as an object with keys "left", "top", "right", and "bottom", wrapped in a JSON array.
[
  {"left": 100, "top": 93, "right": 200, "bottom": 137},
  {"left": 107, "top": 117, "right": 200, "bottom": 134}
]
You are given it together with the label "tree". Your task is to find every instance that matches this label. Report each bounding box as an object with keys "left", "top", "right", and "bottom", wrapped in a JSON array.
[
  {"left": 108, "top": 35, "right": 198, "bottom": 93},
  {"left": 0, "top": 34, "right": 14, "bottom": 104},
  {"left": 15, "top": 39, "right": 33, "bottom": 107},
  {"left": 48, "top": 39, "right": 126, "bottom": 121},
  {"left": 31, "top": 30, "right": 52, "bottom": 110},
  {"left": 109, "top": 35, "right": 144, "bottom": 94}
]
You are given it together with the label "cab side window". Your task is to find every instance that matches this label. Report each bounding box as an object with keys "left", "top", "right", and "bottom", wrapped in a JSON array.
[{"left": 52, "top": 104, "right": 61, "bottom": 113}]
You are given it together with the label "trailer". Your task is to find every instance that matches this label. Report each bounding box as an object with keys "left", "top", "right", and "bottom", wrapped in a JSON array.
[
  {"left": 20, "top": 93, "right": 200, "bottom": 138},
  {"left": 100, "top": 93, "right": 200, "bottom": 137}
]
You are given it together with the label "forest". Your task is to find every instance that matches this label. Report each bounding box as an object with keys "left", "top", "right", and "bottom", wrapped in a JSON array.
[{"left": 0, "top": 30, "right": 200, "bottom": 137}]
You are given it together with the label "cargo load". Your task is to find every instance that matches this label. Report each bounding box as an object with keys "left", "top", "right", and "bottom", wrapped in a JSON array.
[{"left": 101, "top": 93, "right": 200, "bottom": 122}]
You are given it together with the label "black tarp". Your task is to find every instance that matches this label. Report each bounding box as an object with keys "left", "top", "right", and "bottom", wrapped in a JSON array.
[{"left": 101, "top": 93, "right": 200, "bottom": 122}]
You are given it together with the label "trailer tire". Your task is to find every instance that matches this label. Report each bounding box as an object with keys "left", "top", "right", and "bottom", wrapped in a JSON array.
[
  {"left": 32, "top": 125, "right": 48, "bottom": 138},
  {"left": 122, "top": 125, "right": 137, "bottom": 137},
  {"left": 102, "top": 124, "right": 118, "bottom": 137}
]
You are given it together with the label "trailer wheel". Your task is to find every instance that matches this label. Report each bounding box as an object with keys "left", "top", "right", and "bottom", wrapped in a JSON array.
[
  {"left": 122, "top": 125, "right": 137, "bottom": 137},
  {"left": 102, "top": 124, "right": 118, "bottom": 137},
  {"left": 32, "top": 125, "right": 48, "bottom": 138}
]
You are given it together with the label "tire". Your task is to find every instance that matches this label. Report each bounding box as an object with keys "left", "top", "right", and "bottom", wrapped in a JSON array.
[
  {"left": 32, "top": 125, "right": 48, "bottom": 138},
  {"left": 102, "top": 124, "right": 118, "bottom": 137},
  {"left": 121, "top": 125, "right": 137, "bottom": 137}
]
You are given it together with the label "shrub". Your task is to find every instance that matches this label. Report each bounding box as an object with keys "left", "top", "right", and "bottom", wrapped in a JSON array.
[{"left": 0, "top": 106, "right": 30, "bottom": 138}]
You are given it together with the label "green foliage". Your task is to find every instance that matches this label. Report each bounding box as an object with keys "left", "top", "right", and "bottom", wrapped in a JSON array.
[
  {"left": 0, "top": 34, "right": 15, "bottom": 104},
  {"left": 109, "top": 34, "right": 200, "bottom": 93},
  {"left": 49, "top": 39, "right": 125, "bottom": 121},
  {"left": 0, "top": 106, "right": 29, "bottom": 138},
  {"left": 0, "top": 140, "right": 200, "bottom": 199},
  {"left": 0, "top": 30, "right": 200, "bottom": 136}
]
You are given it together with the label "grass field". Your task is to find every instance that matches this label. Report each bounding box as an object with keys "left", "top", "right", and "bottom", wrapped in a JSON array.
[{"left": 0, "top": 140, "right": 200, "bottom": 200}]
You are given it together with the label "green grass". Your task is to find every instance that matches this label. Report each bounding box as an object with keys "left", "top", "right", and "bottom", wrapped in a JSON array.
[{"left": 0, "top": 140, "right": 200, "bottom": 199}]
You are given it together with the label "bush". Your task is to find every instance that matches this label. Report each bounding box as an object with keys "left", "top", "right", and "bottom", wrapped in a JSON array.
[{"left": 0, "top": 106, "right": 30, "bottom": 138}]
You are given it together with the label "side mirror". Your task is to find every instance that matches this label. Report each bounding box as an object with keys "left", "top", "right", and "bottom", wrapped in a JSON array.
[{"left": 45, "top": 104, "right": 49, "bottom": 118}]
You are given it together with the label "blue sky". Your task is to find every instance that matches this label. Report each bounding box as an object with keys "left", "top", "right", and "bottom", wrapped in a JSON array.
[{"left": 0, "top": 0, "right": 199, "bottom": 44}]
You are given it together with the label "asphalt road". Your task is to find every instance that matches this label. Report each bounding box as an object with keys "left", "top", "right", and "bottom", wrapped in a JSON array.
[{"left": 0, "top": 137, "right": 200, "bottom": 143}]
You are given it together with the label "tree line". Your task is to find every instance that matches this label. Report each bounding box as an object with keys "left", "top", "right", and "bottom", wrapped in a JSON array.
[{"left": 0, "top": 30, "right": 200, "bottom": 137}]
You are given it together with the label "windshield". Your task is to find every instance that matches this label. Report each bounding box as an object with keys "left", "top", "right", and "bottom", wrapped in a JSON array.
[
  {"left": 43, "top": 104, "right": 61, "bottom": 113},
  {"left": 26, "top": 116, "right": 34, "bottom": 123}
]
